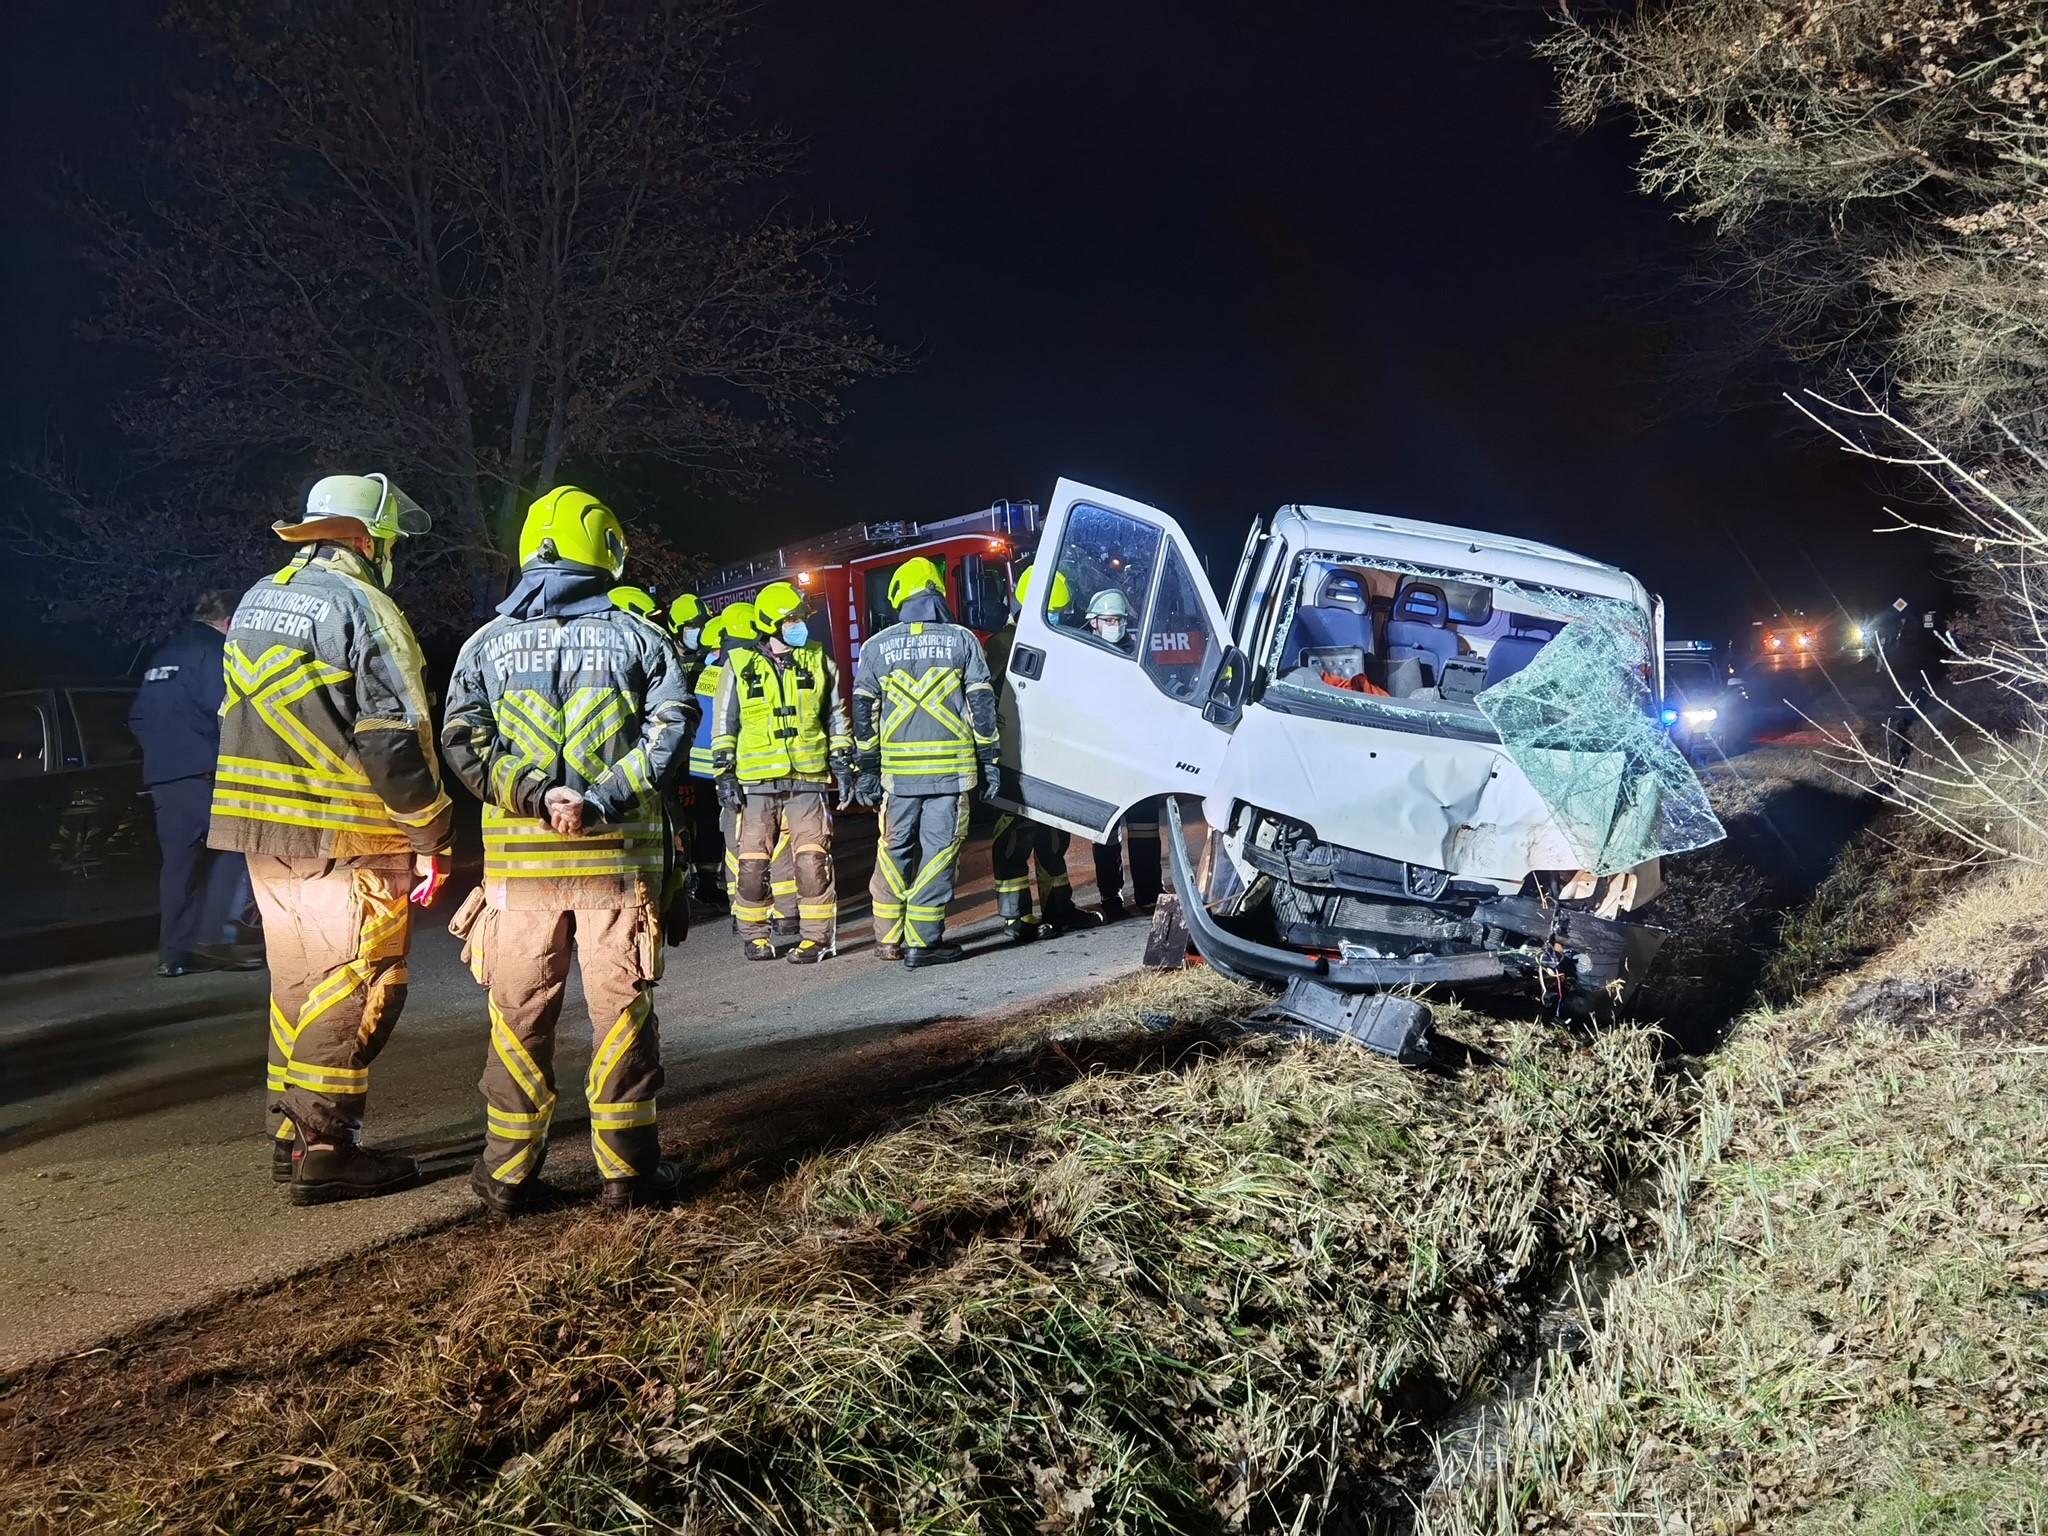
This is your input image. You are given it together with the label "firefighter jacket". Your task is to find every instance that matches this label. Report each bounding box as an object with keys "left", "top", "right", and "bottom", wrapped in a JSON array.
[
  {"left": 442, "top": 603, "right": 697, "bottom": 909},
  {"left": 209, "top": 545, "right": 452, "bottom": 859},
  {"left": 710, "top": 640, "right": 853, "bottom": 789},
  {"left": 688, "top": 646, "right": 725, "bottom": 779},
  {"left": 852, "top": 603, "right": 1000, "bottom": 796}
]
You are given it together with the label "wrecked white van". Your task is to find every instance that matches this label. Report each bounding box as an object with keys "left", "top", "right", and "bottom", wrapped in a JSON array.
[{"left": 993, "top": 479, "right": 1724, "bottom": 1050}]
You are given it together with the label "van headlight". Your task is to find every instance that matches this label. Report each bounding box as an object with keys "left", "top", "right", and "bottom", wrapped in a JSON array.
[{"left": 1681, "top": 707, "right": 1719, "bottom": 726}]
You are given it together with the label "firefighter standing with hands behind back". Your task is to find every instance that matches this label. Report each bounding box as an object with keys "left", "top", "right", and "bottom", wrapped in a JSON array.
[
  {"left": 209, "top": 473, "right": 453, "bottom": 1206},
  {"left": 854, "top": 557, "right": 1001, "bottom": 967},
  {"left": 441, "top": 487, "right": 697, "bottom": 1216},
  {"left": 710, "top": 580, "right": 853, "bottom": 964}
]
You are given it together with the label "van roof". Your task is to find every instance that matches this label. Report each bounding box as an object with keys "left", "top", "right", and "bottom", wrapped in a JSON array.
[{"left": 1277, "top": 504, "right": 1644, "bottom": 605}]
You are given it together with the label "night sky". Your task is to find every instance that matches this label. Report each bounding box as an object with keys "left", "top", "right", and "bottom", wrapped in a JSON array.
[{"left": 4, "top": 1, "right": 1932, "bottom": 664}]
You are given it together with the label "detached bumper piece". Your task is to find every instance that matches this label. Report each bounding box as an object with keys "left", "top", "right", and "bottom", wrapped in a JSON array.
[{"left": 1255, "top": 983, "right": 1434, "bottom": 1062}]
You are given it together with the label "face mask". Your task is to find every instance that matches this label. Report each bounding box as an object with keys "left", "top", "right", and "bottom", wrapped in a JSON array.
[
  {"left": 681, "top": 626, "right": 702, "bottom": 649},
  {"left": 781, "top": 621, "right": 809, "bottom": 649},
  {"left": 1098, "top": 620, "right": 1126, "bottom": 645}
]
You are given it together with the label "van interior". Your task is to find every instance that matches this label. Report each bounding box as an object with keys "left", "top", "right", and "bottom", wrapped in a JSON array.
[{"left": 1271, "top": 559, "right": 1571, "bottom": 717}]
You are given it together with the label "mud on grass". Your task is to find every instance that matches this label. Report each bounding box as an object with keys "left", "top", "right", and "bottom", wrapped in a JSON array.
[{"left": 3, "top": 975, "right": 1678, "bottom": 1535}]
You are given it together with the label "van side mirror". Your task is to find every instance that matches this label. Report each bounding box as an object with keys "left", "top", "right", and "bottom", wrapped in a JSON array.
[{"left": 1202, "top": 645, "right": 1249, "bottom": 727}]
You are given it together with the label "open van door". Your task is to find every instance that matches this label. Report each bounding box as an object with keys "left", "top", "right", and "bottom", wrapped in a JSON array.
[{"left": 993, "top": 479, "right": 1244, "bottom": 840}]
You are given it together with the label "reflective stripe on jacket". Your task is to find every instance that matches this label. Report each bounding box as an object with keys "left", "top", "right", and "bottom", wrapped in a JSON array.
[
  {"left": 208, "top": 546, "right": 452, "bottom": 858},
  {"left": 710, "top": 642, "right": 851, "bottom": 787},
  {"left": 852, "top": 619, "right": 999, "bottom": 795},
  {"left": 441, "top": 608, "right": 696, "bottom": 906},
  {"left": 688, "top": 652, "right": 724, "bottom": 779}
]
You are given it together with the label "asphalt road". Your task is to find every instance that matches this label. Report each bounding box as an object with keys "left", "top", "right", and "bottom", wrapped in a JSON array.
[{"left": 0, "top": 815, "right": 1156, "bottom": 1372}]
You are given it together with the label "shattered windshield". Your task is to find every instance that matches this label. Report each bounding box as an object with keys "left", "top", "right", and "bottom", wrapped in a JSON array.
[{"left": 1260, "top": 551, "right": 1725, "bottom": 873}]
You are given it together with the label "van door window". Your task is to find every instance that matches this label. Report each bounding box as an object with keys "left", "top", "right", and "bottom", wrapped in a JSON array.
[
  {"left": 1141, "top": 543, "right": 1219, "bottom": 701},
  {"left": 0, "top": 695, "right": 51, "bottom": 779},
  {"left": 1047, "top": 502, "right": 1161, "bottom": 659}
]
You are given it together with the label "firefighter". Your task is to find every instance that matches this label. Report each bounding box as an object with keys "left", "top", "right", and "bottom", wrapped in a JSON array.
[
  {"left": 706, "top": 599, "right": 800, "bottom": 935},
  {"left": 663, "top": 591, "right": 718, "bottom": 911},
  {"left": 685, "top": 609, "right": 734, "bottom": 908},
  {"left": 710, "top": 579, "right": 853, "bottom": 963},
  {"left": 441, "top": 486, "right": 696, "bottom": 1216},
  {"left": 610, "top": 585, "right": 659, "bottom": 622},
  {"left": 854, "top": 556, "right": 1000, "bottom": 966},
  {"left": 1082, "top": 588, "right": 1162, "bottom": 918},
  {"left": 986, "top": 565, "right": 1101, "bottom": 940},
  {"left": 209, "top": 473, "right": 453, "bottom": 1205}
]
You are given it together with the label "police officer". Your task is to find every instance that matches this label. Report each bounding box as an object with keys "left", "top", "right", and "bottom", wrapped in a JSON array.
[
  {"left": 710, "top": 579, "right": 853, "bottom": 963},
  {"left": 129, "top": 590, "right": 261, "bottom": 976},
  {"left": 209, "top": 473, "right": 453, "bottom": 1204},
  {"left": 986, "top": 565, "right": 1101, "bottom": 941},
  {"left": 442, "top": 487, "right": 696, "bottom": 1215},
  {"left": 854, "top": 557, "right": 1001, "bottom": 965}
]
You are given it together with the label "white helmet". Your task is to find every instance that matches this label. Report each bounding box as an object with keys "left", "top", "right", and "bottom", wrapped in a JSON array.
[
  {"left": 276, "top": 473, "right": 431, "bottom": 544},
  {"left": 1087, "top": 589, "right": 1133, "bottom": 620}
]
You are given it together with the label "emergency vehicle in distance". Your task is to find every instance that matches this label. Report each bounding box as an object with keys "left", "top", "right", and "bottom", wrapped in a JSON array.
[{"left": 699, "top": 500, "right": 1042, "bottom": 706}]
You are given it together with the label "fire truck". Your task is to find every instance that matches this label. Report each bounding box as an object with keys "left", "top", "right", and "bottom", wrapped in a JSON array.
[{"left": 698, "top": 499, "right": 1043, "bottom": 704}]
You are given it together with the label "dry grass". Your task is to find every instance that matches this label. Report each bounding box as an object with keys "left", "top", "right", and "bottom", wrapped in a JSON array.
[
  {"left": 1419, "top": 865, "right": 2048, "bottom": 1536},
  {"left": 4, "top": 975, "right": 1678, "bottom": 1536}
]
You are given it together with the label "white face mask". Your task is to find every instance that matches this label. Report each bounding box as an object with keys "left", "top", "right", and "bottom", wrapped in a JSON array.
[
  {"left": 1096, "top": 619, "right": 1127, "bottom": 645},
  {"left": 681, "top": 626, "right": 702, "bottom": 649}
]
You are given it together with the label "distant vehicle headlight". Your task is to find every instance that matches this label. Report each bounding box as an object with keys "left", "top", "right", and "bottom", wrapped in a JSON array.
[
  {"left": 1681, "top": 707, "right": 1719, "bottom": 726},
  {"left": 1849, "top": 624, "right": 1864, "bottom": 646},
  {"left": 1794, "top": 631, "right": 1813, "bottom": 648}
]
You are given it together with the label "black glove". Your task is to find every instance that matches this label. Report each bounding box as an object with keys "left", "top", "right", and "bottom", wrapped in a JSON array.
[
  {"left": 834, "top": 767, "right": 858, "bottom": 811},
  {"left": 715, "top": 776, "right": 744, "bottom": 813},
  {"left": 980, "top": 762, "right": 1005, "bottom": 804},
  {"left": 661, "top": 885, "right": 690, "bottom": 946},
  {"left": 856, "top": 769, "right": 884, "bottom": 807}
]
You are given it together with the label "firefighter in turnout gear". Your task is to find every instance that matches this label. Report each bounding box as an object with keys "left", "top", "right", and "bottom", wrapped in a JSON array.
[
  {"left": 987, "top": 564, "right": 1101, "bottom": 941},
  {"left": 853, "top": 557, "right": 1001, "bottom": 967},
  {"left": 663, "top": 591, "right": 720, "bottom": 913},
  {"left": 710, "top": 580, "right": 853, "bottom": 963},
  {"left": 441, "top": 487, "right": 697, "bottom": 1216},
  {"left": 704, "top": 599, "right": 802, "bottom": 934},
  {"left": 210, "top": 472, "right": 453, "bottom": 1205}
]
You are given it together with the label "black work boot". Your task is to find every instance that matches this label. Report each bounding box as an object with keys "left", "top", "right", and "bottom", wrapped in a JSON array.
[
  {"left": 1003, "top": 917, "right": 1041, "bottom": 944},
  {"left": 743, "top": 937, "right": 778, "bottom": 962},
  {"left": 291, "top": 1141, "right": 420, "bottom": 1207},
  {"left": 902, "top": 941, "right": 965, "bottom": 969},
  {"left": 1097, "top": 896, "right": 1130, "bottom": 924},
  {"left": 271, "top": 1135, "right": 299, "bottom": 1184},
  {"left": 1046, "top": 900, "right": 1104, "bottom": 935},
  {"left": 469, "top": 1157, "right": 551, "bottom": 1219},
  {"left": 785, "top": 939, "right": 828, "bottom": 965},
  {"left": 599, "top": 1159, "right": 686, "bottom": 1212}
]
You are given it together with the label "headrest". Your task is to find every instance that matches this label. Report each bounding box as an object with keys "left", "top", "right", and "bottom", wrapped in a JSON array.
[
  {"left": 1392, "top": 582, "right": 1449, "bottom": 626},
  {"left": 1504, "top": 612, "right": 1563, "bottom": 640},
  {"left": 1316, "top": 570, "right": 1367, "bottom": 614}
]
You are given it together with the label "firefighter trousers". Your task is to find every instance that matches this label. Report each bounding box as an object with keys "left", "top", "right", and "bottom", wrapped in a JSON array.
[
  {"left": 720, "top": 799, "right": 796, "bottom": 920},
  {"left": 735, "top": 790, "right": 835, "bottom": 944},
  {"left": 249, "top": 854, "right": 413, "bottom": 1146},
  {"left": 469, "top": 902, "right": 665, "bottom": 1186},
  {"left": 1094, "top": 800, "right": 1163, "bottom": 908},
  {"left": 871, "top": 791, "right": 972, "bottom": 948},
  {"left": 991, "top": 813, "right": 1079, "bottom": 922}
]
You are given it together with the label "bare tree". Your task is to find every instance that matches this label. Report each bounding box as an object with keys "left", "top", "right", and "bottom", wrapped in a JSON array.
[{"left": 33, "top": 0, "right": 896, "bottom": 632}]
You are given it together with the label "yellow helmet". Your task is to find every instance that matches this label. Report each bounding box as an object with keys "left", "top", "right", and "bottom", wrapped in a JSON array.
[
  {"left": 518, "top": 486, "right": 627, "bottom": 578},
  {"left": 887, "top": 556, "right": 946, "bottom": 611},
  {"left": 754, "top": 580, "right": 810, "bottom": 629},
  {"left": 609, "top": 585, "right": 657, "bottom": 620},
  {"left": 1015, "top": 563, "right": 1070, "bottom": 612},
  {"left": 699, "top": 612, "right": 729, "bottom": 650},
  {"left": 669, "top": 592, "right": 708, "bottom": 632},
  {"left": 720, "top": 599, "right": 761, "bottom": 640}
]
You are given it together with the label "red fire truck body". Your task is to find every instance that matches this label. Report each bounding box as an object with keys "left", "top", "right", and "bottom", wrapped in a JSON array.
[{"left": 699, "top": 500, "right": 1042, "bottom": 706}]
